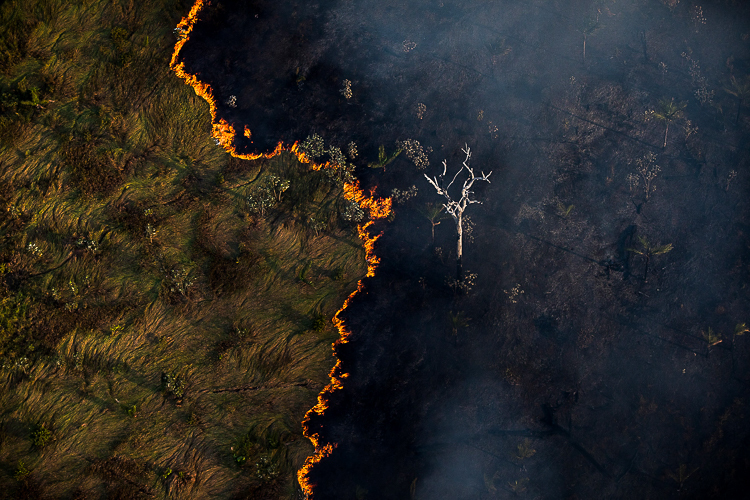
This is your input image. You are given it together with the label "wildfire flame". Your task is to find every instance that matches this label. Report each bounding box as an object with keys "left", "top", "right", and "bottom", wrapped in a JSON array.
[
  {"left": 171, "top": 2, "right": 392, "bottom": 497},
  {"left": 297, "top": 195, "right": 390, "bottom": 495}
]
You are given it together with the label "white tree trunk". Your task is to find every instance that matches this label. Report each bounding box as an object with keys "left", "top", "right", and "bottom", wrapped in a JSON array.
[
  {"left": 583, "top": 37, "right": 586, "bottom": 62},
  {"left": 423, "top": 144, "right": 491, "bottom": 283},
  {"left": 456, "top": 214, "right": 463, "bottom": 280}
]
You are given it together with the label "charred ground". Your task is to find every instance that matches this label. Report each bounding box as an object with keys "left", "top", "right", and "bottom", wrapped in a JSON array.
[{"left": 178, "top": 0, "right": 750, "bottom": 498}]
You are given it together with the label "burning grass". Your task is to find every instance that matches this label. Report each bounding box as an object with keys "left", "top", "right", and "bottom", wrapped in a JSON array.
[{"left": 169, "top": 2, "right": 394, "bottom": 495}]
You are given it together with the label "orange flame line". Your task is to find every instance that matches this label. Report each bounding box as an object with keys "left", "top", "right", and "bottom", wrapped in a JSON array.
[
  {"left": 296, "top": 185, "right": 389, "bottom": 495},
  {"left": 171, "top": 3, "right": 392, "bottom": 498}
]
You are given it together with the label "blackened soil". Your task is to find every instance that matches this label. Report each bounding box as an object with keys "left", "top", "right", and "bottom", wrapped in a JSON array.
[{"left": 180, "top": 0, "right": 750, "bottom": 498}]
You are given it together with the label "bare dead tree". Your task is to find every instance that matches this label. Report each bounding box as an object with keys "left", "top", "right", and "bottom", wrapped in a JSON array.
[{"left": 424, "top": 144, "right": 492, "bottom": 280}]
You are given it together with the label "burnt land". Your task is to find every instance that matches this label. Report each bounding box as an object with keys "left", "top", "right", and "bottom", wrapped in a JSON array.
[{"left": 180, "top": 0, "right": 750, "bottom": 498}]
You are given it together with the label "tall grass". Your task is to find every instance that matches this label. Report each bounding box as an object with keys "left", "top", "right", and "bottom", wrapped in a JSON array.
[{"left": 0, "top": 0, "right": 366, "bottom": 497}]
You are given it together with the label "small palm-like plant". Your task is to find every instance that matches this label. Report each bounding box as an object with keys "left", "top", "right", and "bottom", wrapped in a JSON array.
[
  {"left": 702, "top": 327, "right": 722, "bottom": 347},
  {"left": 508, "top": 478, "right": 529, "bottom": 494},
  {"left": 627, "top": 236, "right": 673, "bottom": 279},
  {"left": 367, "top": 144, "right": 402, "bottom": 170},
  {"left": 653, "top": 98, "right": 686, "bottom": 148},
  {"left": 557, "top": 201, "right": 575, "bottom": 218},
  {"left": 297, "top": 261, "right": 313, "bottom": 286},
  {"left": 724, "top": 75, "right": 750, "bottom": 124},
  {"left": 19, "top": 87, "right": 44, "bottom": 108},
  {"left": 732, "top": 323, "right": 749, "bottom": 354},
  {"left": 449, "top": 310, "right": 470, "bottom": 338},
  {"left": 417, "top": 203, "right": 445, "bottom": 243},
  {"left": 668, "top": 463, "right": 698, "bottom": 491}
]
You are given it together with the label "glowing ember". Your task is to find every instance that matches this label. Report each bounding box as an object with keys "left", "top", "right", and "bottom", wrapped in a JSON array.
[{"left": 171, "top": 2, "right": 393, "bottom": 497}]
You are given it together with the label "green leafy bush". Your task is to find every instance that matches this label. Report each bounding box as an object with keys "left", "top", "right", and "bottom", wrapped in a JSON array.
[
  {"left": 0, "top": 293, "right": 32, "bottom": 364},
  {"left": 31, "top": 424, "right": 52, "bottom": 448},
  {"left": 14, "top": 461, "right": 31, "bottom": 482}
]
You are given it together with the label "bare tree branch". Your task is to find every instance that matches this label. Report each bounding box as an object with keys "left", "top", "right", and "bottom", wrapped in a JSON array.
[{"left": 423, "top": 144, "right": 491, "bottom": 280}]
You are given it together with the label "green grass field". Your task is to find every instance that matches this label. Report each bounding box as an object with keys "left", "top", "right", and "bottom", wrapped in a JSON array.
[{"left": 0, "top": 1, "right": 365, "bottom": 497}]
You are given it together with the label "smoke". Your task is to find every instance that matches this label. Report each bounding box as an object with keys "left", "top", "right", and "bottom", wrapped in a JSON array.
[{"left": 178, "top": 0, "right": 750, "bottom": 497}]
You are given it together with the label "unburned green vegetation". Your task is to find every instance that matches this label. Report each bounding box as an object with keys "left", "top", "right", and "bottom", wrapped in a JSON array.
[{"left": 0, "top": 0, "right": 366, "bottom": 498}]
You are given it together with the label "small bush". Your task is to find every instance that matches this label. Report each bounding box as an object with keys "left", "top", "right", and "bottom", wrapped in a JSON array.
[
  {"left": 14, "top": 461, "right": 31, "bottom": 481},
  {"left": 186, "top": 412, "right": 201, "bottom": 427},
  {"left": 244, "top": 174, "right": 290, "bottom": 217},
  {"left": 255, "top": 455, "right": 279, "bottom": 482},
  {"left": 233, "top": 432, "right": 257, "bottom": 466},
  {"left": 341, "top": 199, "right": 365, "bottom": 223},
  {"left": 162, "top": 371, "right": 185, "bottom": 399},
  {"left": 160, "top": 265, "right": 196, "bottom": 302},
  {"left": 31, "top": 424, "right": 52, "bottom": 448},
  {"left": 310, "top": 313, "right": 327, "bottom": 332},
  {"left": 0, "top": 293, "right": 33, "bottom": 365}
]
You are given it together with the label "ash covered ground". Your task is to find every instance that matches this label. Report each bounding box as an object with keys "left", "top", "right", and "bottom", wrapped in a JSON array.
[{"left": 179, "top": 0, "right": 750, "bottom": 498}]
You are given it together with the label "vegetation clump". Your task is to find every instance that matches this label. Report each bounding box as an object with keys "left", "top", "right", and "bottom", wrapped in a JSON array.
[
  {"left": 0, "top": 293, "right": 32, "bottom": 365},
  {"left": 310, "top": 313, "right": 328, "bottom": 332},
  {"left": 299, "top": 133, "right": 356, "bottom": 185},
  {"left": 30, "top": 424, "right": 52, "bottom": 448},
  {"left": 627, "top": 235, "right": 673, "bottom": 279},
  {"left": 161, "top": 370, "right": 185, "bottom": 399},
  {"left": 245, "top": 174, "right": 290, "bottom": 216},
  {"left": 13, "top": 461, "right": 31, "bottom": 482}
]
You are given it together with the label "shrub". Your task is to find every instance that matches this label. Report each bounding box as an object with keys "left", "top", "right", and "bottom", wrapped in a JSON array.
[
  {"left": 298, "top": 134, "right": 325, "bottom": 159},
  {"left": 310, "top": 313, "right": 327, "bottom": 332},
  {"left": 396, "top": 138, "right": 431, "bottom": 170},
  {"left": 341, "top": 199, "right": 365, "bottom": 223},
  {"left": 255, "top": 455, "right": 279, "bottom": 482},
  {"left": 14, "top": 461, "right": 31, "bottom": 482},
  {"left": 298, "top": 134, "right": 355, "bottom": 185},
  {"left": 162, "top": 371, "right": 185, "bottom": 399},
  {"left": 245, "top": 174, "right": 290, "bottom": 216},
  {"left": 31, "top": 424, "right": 52, "bottom": 448},
  {"left": 0, "top": 293, "right": 32, "bottom": 364},
  {"left": 160, "top": 265, "right": 195, "bottom": 300}
]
